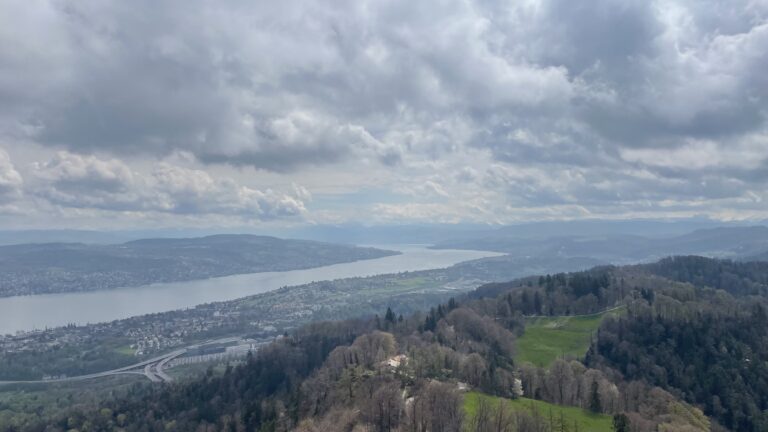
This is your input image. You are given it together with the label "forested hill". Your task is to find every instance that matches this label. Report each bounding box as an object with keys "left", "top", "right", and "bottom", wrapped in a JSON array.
[
  {"left": 17, "top": 254, "right": 768, "bottom": 431},
  {"left": 642, "top": 255, "right": 768, "bottom": 296},
  {"left": 0, "top": 235, "right": 397, "bottom": 297}
]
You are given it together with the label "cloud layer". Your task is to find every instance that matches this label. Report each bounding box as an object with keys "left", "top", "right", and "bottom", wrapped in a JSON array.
[
  {"left": 0, "top": 0, "right": 766, "bottom": 226},
  {"left": 0, "top": 150, "right": 23, "bottom": 204},
  {"left": 28, "top": 151, "right": 308, "bottom": 220}
]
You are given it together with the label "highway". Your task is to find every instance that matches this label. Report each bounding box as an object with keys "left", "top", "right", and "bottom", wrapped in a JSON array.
[{"left": 0, "top": 337, "right": 242, "bottom": 386}]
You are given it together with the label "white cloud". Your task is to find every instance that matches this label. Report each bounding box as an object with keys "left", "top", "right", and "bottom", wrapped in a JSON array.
[
  {"left": 620, "top": 138, "right": 768, "bottom": 171},
  {"left": 31, "top": 152, "right": 308, "bottom": 220},
  {"left": 149, "top": 163, "right": 308, "bottom": 218},
  {"left": 0, "top": 149, "right": 23, "bottom": 203},
  {"left": 0, "top": 0, "right": 767, "bottom": 226}
]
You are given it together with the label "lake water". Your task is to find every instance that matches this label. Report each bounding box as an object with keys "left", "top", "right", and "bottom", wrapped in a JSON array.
[{"left": 0, "top": 245, "right": 501, "bottom": 334}]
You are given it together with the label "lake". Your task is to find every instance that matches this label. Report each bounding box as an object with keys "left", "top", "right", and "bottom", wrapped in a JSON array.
[{"left": 0, "top": 245, "right": 501, "bottom": 334}]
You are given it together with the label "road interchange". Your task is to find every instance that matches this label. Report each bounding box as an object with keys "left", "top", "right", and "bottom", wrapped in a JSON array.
[{"left": 0, "top": 337, "right": 242, "bottom": 386}]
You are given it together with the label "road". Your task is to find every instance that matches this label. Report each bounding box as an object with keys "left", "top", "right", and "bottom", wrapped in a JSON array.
[
  {"left": 0, "top": 337, "right": 242, "bottom": 386},
  {"left": 143, "top": 349, "right": 186, "bottom": 382}
]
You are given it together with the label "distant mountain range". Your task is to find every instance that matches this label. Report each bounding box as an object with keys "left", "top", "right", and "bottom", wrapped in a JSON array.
[
  {"left": 433, "top": 225, "right": 768, "bottom": 263},
  {"left": 2, "top": 218, "right": 762, "bottom": 246},
  {"left": 0, "top": 235, "right": 397, "bottom": 297}
]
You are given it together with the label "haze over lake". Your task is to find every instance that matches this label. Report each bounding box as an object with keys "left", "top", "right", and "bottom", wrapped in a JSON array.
[{"left": 0, "top": 245, "right": 501, "bottom": 334}]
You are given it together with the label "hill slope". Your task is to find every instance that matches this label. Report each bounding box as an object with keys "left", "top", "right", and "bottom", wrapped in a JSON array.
[
  {"left": 7, "top": 255, "right": 767, "bottom": 431},
  {"left": 464, "top": 392, "right": 614, "bottom": 432},
  {"left": 0, "top": 235, "right": 397, "bottom": 297},
  {"left": 516, "top": 308, "right": 623, "bottom": 367}
]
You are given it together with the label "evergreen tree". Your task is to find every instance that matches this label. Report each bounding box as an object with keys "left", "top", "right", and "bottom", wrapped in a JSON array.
[
  {"left": 423, "top": 307, "right": 438, "bottom": 332},
  {"left": 448, "top": 297, "right": 457, "bottom": 311},
  {"left": 612, "top": 413, "right": 630, "bottom": 432},
  {"left": 589, "top": 381, "right": 602, "bottom": 413},
  {"left": 384, "top": 307, "right": 396, "bottom": 324}
]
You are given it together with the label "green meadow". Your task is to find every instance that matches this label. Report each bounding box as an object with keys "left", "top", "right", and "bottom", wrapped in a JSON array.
[
  {"left": 515, "top": 308, "right": 623, "bottom": 367},
  {"left": 464, "top": 392, "right": 613, "bottom": 432}
]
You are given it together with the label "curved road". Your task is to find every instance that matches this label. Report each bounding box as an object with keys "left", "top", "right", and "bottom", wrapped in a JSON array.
[
  {"left": 0, "top": 349, "right": 185, "bottom": 386},
  {"left": 0, "top": 337, "right": 240, "bottom": 386}
]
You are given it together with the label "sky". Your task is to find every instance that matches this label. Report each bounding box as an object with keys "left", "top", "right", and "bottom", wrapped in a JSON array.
[{"left": 0, "top": 0, "right": 767, "bottom": 229}]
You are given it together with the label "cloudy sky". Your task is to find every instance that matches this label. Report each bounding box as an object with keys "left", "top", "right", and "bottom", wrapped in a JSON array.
[{"left": 0, "top": 0, "right": 767, "bottom": 229}]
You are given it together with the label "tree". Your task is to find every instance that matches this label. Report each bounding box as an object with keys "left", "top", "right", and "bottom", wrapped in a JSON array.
[
  {"left": 424, "top": 308, "right": 438, "bottom": 332},
  {"left": 612, "top": 413, "right": 629, "bottom": 432},
  {"left": 470, "top": 397, "right": 492, "bottom": 432},
  {"left": 492, "top": 401, "right": 515, "bottom": 432},
  {"left": 547, "top": 360, "right": 574, "bottom": 405},
  {"left": 589, "top": 380, "right": 602, "bottom": 413},
  {"left": 385, "top": 307, "right": 396, "bottom": 328},
  {"left": 512, "top": 378, "right": 524, "bottom": 398},
  {"left": 408, "top": 382, "right": 463, "bottom": 432},
  {"left": 362, "top": 381, "right": 404, "bottom": 432},
  {"left": 448, "top": 297, "right": 458, "bottom": 311}
]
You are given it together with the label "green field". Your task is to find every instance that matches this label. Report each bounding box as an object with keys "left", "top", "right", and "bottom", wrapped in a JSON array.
[
  {"left": 464, "top": 392, "right": 612, "bottom": 432},
  {"left": 516, "top": 308, "right": 623, "bottom": 367},
  {"left": 112, "top": 345, "right": 136, "bottom": 356}
]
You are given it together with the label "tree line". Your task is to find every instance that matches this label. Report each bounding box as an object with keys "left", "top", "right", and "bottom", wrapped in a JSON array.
[{"left": 9, "top": 256, "right": 767, "bottom": 431}]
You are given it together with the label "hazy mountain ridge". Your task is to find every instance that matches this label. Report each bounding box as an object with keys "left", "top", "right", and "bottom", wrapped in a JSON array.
[
  {"left": 433, "top": 226, "right": 768, "bottom": 263},
  {"left": 0, "top": 235, "right": 397, "bottom": 297},
  {"left": 2, "top": 219, "right": 760, "bottom": 246}
]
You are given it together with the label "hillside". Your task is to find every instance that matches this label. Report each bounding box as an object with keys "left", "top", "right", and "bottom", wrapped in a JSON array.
[
  {"left": 515, "top": 308, "right": 622, "bottom": 367},
  {"left": 0, "top": 235, "right": 397, "bottom": 297},
  {"left": 6, "top": 256, "right": 759, "bottom": 431},
  {"left": 464, "top": 392, "right": 614, "bottom": 432}
]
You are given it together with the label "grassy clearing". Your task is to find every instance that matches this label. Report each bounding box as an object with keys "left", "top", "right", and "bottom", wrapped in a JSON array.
[
  {"left": 393, "top": 276, "right": 431, "bottom": 290},
  {"left": 464, "top": 392, "right": 612, "bottom": 432},
  {"left": 112, "top": 345, "right": 136, "bottom": 356},
  {"left": 516, "top": 308, "right": 623, "bottom": 367}
]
